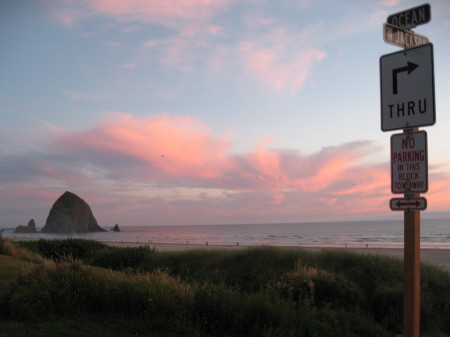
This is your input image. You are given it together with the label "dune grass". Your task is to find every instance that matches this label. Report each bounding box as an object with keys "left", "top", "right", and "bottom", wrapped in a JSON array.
[
  {"left": 0, "top": 255, "right": 34, "bottom": 286},
  {"left": 1, "top": 238, "right": 450, "bottom": 336}
]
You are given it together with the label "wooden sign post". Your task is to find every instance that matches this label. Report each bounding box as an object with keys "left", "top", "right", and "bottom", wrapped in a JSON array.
[
  {"left": 404, "top": 205, "right": 420, "bottom": 337},
  {"left": 403, "top": 128, "right": 421, "bottom": 337},
  {"left": 381, "top": 4, "right": 434, "bottom": 336}
]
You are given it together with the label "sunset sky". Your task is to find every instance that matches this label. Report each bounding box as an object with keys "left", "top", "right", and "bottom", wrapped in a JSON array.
[{"left": 1, "top": 0, "right": 450, "bottom": 227}]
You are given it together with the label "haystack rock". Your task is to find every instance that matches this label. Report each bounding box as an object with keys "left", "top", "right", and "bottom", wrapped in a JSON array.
[
  {"left": 15, "top": 218, "right": 37, "bottom": 233},
  {"left": 42, "top": 191, "right": 105, "bottom": 233}
]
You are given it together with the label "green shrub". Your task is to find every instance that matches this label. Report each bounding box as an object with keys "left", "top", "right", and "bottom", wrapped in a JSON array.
[
  {"left": 0, "top": 261, "right": 190, "bottom": 322},
  {"left": 140, "top": 247, "right": 301, "bottom": 291},
  {"left": 0, "top": 239, "right": 44, "bottom": 263},
  {"left": 3, "top": 241, "right": 450, "bottom": 337},
  {"left": 16, "top": 238, "right": 158, "bottom": 271},
  {"left": 87, "top": 245, "right": 156, "bottom": 271},
  {"left": 420, "top": 264, "right": 450, "bottom": 335},
  {"left": 16, "top": 239, "right": 107, "bottom": 261},
  {"left": 274, "top": 260, "right": 367, "bottom": 311}
]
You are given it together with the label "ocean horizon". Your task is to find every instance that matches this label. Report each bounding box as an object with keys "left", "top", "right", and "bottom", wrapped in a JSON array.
[{"left": 2, "top": 218, "right": 450, "bottom": 249}]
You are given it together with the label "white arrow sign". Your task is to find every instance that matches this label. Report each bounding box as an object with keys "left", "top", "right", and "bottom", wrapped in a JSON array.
[
  {"left": 390, "top": 197, "right": 427, "bottom": 211},
  {"left": 380, "top": 43, "right": 435, "bottom": 131}
]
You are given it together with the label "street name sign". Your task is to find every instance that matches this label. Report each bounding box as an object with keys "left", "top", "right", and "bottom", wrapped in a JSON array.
[
  {"left": 387, "top": 3, "right": 431, "bottom": 30},
  {"left": 390, "top": 197, "right": 427, "bottom": 211},
  {"left": 380, "top": 43, "right": 435, "bottom": 131},
  {"left": 391, "top": 131, "right": 427, "bottom": 194},
  {"left": 383, "top": 23, "right": 429, "bottom": 49}
]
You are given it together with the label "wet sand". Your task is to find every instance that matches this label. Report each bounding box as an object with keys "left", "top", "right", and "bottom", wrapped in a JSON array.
[{"left": 105, "top": 241, "right": 450, "bottom": 273}]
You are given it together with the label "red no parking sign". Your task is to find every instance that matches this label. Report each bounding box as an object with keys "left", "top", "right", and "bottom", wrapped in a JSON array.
[{"left": 391, "top": 130, "right": 428, "bottom": 194}]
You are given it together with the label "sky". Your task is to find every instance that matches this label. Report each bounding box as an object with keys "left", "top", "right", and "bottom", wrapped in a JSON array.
[{"left": 1, "top": 0, "right": 450, "bottom": 228}]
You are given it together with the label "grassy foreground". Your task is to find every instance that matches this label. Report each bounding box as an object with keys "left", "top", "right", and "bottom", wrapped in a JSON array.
[{"left": 1, "top": 238, "right": 450, "bottom": 337}]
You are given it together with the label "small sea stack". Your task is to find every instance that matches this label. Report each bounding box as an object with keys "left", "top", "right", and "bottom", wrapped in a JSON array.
[{"left": 14, "top": 218, "right": 37, "bottom": 233}]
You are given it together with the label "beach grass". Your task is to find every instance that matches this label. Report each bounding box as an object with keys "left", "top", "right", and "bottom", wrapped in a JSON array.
[
  {"left": 0, "top": 255, "right": 34, "bottom": 285},
  {"left": 1, "top": 238, "right": 450, "bottom": 336}
]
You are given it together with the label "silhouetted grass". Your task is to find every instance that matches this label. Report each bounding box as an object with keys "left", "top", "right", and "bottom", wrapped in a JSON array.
[{"left": 2, "top": 239, "right": 450, "bottom": 336}]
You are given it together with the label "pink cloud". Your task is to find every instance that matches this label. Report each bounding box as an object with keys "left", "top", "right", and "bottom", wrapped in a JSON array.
[
  {"left": 53, "top": 113, "right": 234, "bottom": 183},
  {"left": 3, "top": 113, "right": 450, "bottom": 226},
  {"left": 53, "top": 1, "right": 325, "bottom": 94},
  {"left": 121, "top": 63, "right": 137, "bottom": 69},
  {"left": 238, "top": 28, "right": 326, "bottom": 93},
  {"left": 48, "top": 113, "right": 390, "bottom": 200},
  {"left": 56, "top": 0, "right": 230, "bottom": 31},
  {"left": 379, "top": 0, "right": 400, "bottom": 7},
  {"left": 142, "top": 38, "right": 194, "bottom": 70},
  {"left": 52, "top": 7, "right": 88, "bottom": 28},
  {"left": 88, "top": 0, "right": 228, "bottom": 22},
  {"left": 425, "top": 170, "right": 450, "bottom": 211}
]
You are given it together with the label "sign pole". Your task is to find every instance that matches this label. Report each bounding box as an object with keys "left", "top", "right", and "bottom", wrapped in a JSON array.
[
  {"left": 381, "top": 5, "right": 434, "bottom": 337},
  {"left": 403, "top": 127, "right": 420, "bottom": 337}
]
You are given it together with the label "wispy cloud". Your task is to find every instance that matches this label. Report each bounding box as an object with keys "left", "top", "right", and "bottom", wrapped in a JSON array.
[
  {"left": 54, "top": 0, "right": 231, "bottom": 32},
  {"left": 53, "top": 0, "right": 326, "bottom": 94},
  {"left": 238, "top": 30, "right": 327, "bottom": 92},
  {"left": 122, "top": 25, "right": 139, "bottom": 33},
  {"left": 121, "top": 63, "right": 137, "bottom": 69},
  {"left": 137, "top": 24, "right": 326, "bottom": 92},
  {"left": 103, "top": 40, "right": 121, "bottom": 48},
  {"left": 379, "top": 0, "right": 401, "bottom": 8},
  {"left": 52, "top": 7, "right": 88, "bottom": 28}
]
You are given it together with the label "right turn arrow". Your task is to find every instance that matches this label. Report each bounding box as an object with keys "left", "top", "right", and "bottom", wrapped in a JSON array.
[{"left": 392, "top": 61, "right": 419, "bottom": 95}]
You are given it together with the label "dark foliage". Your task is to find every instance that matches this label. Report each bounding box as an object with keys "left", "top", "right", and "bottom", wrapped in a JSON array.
[
  {"left": 2, "top": 240, "right": 450, "bottom": 337},
  {"left": 17, "top": 238, "right": 107, "bottom": 261}
]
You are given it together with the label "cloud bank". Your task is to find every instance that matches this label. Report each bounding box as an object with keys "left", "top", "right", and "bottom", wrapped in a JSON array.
[{"left": 2, "top": 113, "right": 450, "bottom": 226}]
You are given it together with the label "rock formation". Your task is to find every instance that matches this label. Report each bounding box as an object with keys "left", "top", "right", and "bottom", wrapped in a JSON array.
[
  {"left": 112, "top": 224, "right": 121, "bottom": 232},
  {"left": 41, "top": 191, "right": 105, "bottom": 233},
  {"left": 15, "top": 218, "right": 37, "bottom": 233}
]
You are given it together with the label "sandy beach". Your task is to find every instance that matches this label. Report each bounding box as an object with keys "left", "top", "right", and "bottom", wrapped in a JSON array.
[{"left": 105, "top": 241, "right": 450, "bottom": 273}]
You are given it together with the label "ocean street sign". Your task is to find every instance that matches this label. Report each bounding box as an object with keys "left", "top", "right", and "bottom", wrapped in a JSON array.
[
  {"left": 380, "top": 43, "right": 435, "bottom": 131},
  {"left": 387, "top": 3, "right": 431, "bottom": 30},
  {"left": 391, "top": 131, "right": 428, "bottom": 194},
  {"left": 390, "top": 197, "right": 427, "bottom": 211},
  {"left": 383, "top": 23, "right": 429, "bottom": 49}
]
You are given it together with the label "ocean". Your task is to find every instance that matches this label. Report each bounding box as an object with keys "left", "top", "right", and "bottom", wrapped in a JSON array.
[{"left": 2, "top": 218, "right": 450, "bottom": 249}]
